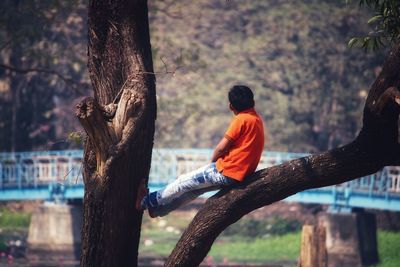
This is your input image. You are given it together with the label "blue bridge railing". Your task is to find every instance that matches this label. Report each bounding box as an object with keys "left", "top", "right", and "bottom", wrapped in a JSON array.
[{"left": 0, "top": 149, "right": 399, "bottom": 211}]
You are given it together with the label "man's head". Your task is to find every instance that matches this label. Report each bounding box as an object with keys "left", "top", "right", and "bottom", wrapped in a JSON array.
[{"left": 228, "top": 85, "right": 255, "bottom": 113}]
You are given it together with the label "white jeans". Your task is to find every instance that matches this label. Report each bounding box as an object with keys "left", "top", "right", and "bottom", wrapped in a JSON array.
[{"left": 141, "top": 163, "right": 237, "bottom": 217}]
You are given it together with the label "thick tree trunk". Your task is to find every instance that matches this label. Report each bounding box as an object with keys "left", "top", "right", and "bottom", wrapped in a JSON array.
[
  {"left": 76, "top": 1, "right": 156, "bottom": 266},
  {"left": 165, "top": 43, "right": 400, "bottom": 267}
]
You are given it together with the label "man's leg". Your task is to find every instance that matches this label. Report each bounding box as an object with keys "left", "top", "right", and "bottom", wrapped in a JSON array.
[
  {"left": 139, "top": 163, "right": 236, "bottom": 217},
  {"left": 148, "top": 186, "right": 220, "bottom": 217}
]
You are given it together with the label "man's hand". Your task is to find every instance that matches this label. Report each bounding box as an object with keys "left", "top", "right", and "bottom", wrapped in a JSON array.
[{"left": 211, "top": 136, "right": 233, "bottom": 162}]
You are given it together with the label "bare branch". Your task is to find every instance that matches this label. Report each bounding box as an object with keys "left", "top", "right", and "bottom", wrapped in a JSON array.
[
  {"left": 0, "top": 63, "right": 89, "bottom": 94},
  {"left": 111, "top": 77, "right": 140, "bottom": 105},
  {"left": 0, "top": 39, "right": 16, "bottom": 52},
  {"left": 160, "top": 56, "right": 169, "bottom": 73},
  {"left": 140, "top": 56, "right": 183, "bottom": 76},
  {"left": 0, "top": 33, "right": 28, "bottom": 52}
]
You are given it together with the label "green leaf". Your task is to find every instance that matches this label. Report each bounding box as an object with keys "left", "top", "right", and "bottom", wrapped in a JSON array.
[
  {"left": 67, "top": 132, "right": 84, "bottom": 146},
  {"left": 367, "top": 15, "right": 382, "bottom": 24},
  {"left": 348, "top": 37, "right": 360, "bottom": 48}
]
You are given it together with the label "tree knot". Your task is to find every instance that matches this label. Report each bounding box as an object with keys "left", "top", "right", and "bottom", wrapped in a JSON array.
[
  {"left": 101, "top": 103, "right": 118, "bottom": 121},
  {"left": 76, "top": 97, "right": 96, "bottom": 119}
]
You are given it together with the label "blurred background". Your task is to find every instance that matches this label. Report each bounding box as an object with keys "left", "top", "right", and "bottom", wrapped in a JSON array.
[
  {"left": 0, "top": 0, "right": 399, "bottom": 266},
  {"left": 0, "top": 0, "right": 387, "bottom": 153}
]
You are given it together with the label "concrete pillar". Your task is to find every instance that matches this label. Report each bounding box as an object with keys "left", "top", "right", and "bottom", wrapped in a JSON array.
[
  {"left": 300, "top": 211, "right": 378, "bottom": 267},
  {"left": 300, "top": 225, "right": 327, "bottom": 267},
  {"left": 26, "top": 202, "right": 82, "bottom": 261}
]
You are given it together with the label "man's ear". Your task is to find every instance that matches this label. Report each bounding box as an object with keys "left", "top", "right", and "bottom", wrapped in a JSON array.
[{"left": 229, "top": 103, "right": 238, "bottom": 114}]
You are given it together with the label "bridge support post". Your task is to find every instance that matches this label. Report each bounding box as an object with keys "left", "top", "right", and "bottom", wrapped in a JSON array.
[
  {"left": 26, "top": 202, "right": 82, "bottom": 262},
  {"left": 300, "top": 210, "right": 378, "bottom": 267}
]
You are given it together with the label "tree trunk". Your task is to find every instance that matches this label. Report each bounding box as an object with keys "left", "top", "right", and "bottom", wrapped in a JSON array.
[
  {"left": 9, "top": 44, "right": 26, "bottom": 152},
  {"left": 76, "top": 1, "right": 156, "bottom": 266},
  {"left": 165, "top": 43, "right": 400, "bottom": 267}
]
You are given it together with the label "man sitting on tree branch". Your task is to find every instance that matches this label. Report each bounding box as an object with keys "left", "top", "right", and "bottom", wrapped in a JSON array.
[{"left": 136, "top": 85, "right": 265, "bottom": 217}]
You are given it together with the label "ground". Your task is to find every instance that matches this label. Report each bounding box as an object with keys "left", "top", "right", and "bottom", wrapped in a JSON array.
[{"left": 0, "top": 200, "right": 400, "bottom": 266}]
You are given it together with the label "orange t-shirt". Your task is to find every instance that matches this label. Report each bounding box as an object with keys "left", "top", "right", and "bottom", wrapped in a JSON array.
[{"left": 216, "top": 108, "right": 265, "bottom": 181}]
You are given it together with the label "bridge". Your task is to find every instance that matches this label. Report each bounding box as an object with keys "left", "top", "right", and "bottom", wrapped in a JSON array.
[{"left": 0, "top": 149, "right": 399, "bottom": 211}]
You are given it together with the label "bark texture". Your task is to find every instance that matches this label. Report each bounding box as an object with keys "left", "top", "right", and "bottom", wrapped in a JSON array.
[
  {"left": 165, "top": 43, "right": 400, "bottom": 267},
  {"left": 76, "top": 1, "right": 156, "bottom": 266}
]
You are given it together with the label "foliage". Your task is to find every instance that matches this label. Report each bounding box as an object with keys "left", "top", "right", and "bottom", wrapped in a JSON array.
[
  {"left": 0, "top": 0, "right": 89, "bottom": 152},
  {"left": 0, "top": 238, "right": 6, "bottom": 252},
  {"left": 0, "top": 208, "right": 30, "bottom": 254},
  {"left": 348, "top": 0, "right": 400, "bottom": 50},
  {"left": 0, "top": 0, "right": 390, "bottom": 154},
  {"left": 67, "top": 131, "right": 84, "bottom": 146},
  {"left": 150, "top": 0, "right": 385, "bottom": 152}
]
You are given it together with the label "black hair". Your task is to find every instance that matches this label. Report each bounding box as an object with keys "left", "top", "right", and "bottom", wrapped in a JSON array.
[{"left": 228, "top": 85, "right": 254, "bottom": 112}]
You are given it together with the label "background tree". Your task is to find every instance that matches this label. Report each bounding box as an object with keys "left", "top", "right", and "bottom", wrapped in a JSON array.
[
  {"left": 0, "top": 0, "right": 89, "bottom": 152},
  {"left": 348, "top": 0, "right": 400, "bottom": 50},
  {"left": 0, "top": 0, "right": 389, "bottom": 154},
  {"left": 150, "top": 0, "right": 385, "bottom": 152}
]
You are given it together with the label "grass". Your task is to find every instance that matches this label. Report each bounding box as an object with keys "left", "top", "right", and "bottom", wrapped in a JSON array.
[
  {"left": 377, "top": 231, "right": 400, "bottom": 267},
  {"left": 139, "top": 215, "right": 400, "bottom": 266},
  {"left": 209, "top": 233, "right": 300, "bottom": 265},
  {"left": 0, "top": 208, "right": 31, "bottom": 252},
  {"left": 139, "top": 215, "right": 301, "bottom": 265},
  {"left": 0, "top": 208, "right": 30, "bottom": 229},
  {"left": 139, "top": 230, "right": 300, "bottom": 265},
  {"left": 140, "top": 230, "right": 400, "bottom": 266},
  {"left": 0, "top": 206, "right": 398, "bottom": 266},
  {"left": 140, "top": 215, "right": 188, "bottom": 256}
]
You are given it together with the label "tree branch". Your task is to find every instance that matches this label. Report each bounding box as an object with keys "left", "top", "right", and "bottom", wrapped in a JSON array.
[
  {"left": 76, "top": 97, "right": 118, "bottom": 177},
  {"left": 372, "top": 86, "right": 400, "bottom": 113},
  {"left": 165, "top": 142, "right": 388, "bottom": 266},
  {"left": 0, "top": 63, "right": 89, "bottom": 94},
  {"left": 104, "top": 86, "right": 147, "bottom": 170},
  {"left": 76, "top": 80, "right": 150, "bottom": 182}
]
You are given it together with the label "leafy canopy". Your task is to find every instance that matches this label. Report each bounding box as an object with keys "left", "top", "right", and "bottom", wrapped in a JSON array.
[{"left": 348, "top": 0, "right": 400, "bottom": 50}]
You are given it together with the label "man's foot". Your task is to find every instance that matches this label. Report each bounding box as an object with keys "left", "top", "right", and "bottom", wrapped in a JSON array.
[
  {"left": 148, "top": 207, "right": 158, "bottom": 218},
  {"left": 136, "top": 179, "right": 148, "bottom": 211}
]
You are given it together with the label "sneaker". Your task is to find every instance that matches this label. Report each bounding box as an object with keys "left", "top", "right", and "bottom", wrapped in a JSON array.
[{"left": 148, "top": 207, "right": 158, "bottom": 218}]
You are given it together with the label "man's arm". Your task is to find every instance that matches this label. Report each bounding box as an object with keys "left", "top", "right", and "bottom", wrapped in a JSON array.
[{"left": 211, "top": 137, "right": 233, "bottom": 162}]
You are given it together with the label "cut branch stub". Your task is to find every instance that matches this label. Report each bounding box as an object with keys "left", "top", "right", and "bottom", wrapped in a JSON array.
[
  {"left": 103, "top": 88, "right": 147, "bottom": 169},
  {"left": 76, "top": 89, "right": 147, "bottom": 178},
  {"left": 76, "top": 97, "right": 117, "bottom": 177},
  {"left": 114, "top": 88, "right": 145, "bottom": 140}
]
